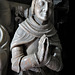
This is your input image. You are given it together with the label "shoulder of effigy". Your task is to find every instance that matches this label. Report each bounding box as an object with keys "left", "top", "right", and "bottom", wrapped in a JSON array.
[
  {"left": 12, "top": 26, "right": 35, "bottom": 43},
  {"left": 0, "top": 25, "right": 10, "bottom": 44},
  {"left": 13, "top": 25, "right": 27, "bottom": 39},
  {"left": 10, "top": 29, "right": 36, "bottom": 50}
]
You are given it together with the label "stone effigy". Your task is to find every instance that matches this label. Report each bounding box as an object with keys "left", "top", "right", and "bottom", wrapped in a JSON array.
[{"left": 10, "top": 0, "right": 63, "bottom": 75}]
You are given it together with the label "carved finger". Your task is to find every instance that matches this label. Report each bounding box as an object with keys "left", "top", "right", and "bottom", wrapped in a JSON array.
[
  {"left": 44, "top": 37, "right": 50, "bottom": 62},
  {"left": 38, "top": 35, "right": 48, "bottom": 62}
]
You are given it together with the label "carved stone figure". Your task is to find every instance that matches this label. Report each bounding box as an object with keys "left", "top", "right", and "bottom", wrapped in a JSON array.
[
  {"left": 10, "top": 0, "right": 63, "bottom": 75},
  {"left": 0, "top": 25, "right": 10, "bottom": 75}
]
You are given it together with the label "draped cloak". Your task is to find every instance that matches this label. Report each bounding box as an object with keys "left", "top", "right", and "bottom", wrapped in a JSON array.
[
  {"left": 10, "top": 16, "right": 62, "bottom": 75},
  {"left": 11, "top": 16, "right": 61, "bottom": 50}
]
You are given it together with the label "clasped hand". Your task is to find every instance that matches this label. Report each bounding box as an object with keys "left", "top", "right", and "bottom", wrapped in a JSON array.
[{"left": 37, "top": 34, "right": 50, "bottom": 64}]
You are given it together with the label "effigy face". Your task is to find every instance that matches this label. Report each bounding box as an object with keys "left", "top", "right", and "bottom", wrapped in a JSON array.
[{"left": 34, "top": 0, "right": 52, "bottom": 21}]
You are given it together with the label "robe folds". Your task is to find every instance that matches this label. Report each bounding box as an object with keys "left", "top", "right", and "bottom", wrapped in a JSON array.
[{"left": 10, "top": 16, "right": 63, "bottom": 75}]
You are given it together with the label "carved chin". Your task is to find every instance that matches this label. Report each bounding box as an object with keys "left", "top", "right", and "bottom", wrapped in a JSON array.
[
  {"left": 36, "top": 13, "right": 48, "bottom": 21},
  {"left": 40, "top": 16, "right": 48, "bottom": 21},
  {"left": 40, "top": 14, "right": 48, "bottom": 20}
]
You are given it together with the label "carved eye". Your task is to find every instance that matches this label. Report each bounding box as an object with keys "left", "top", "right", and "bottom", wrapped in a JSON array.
[{"left": 39, "top": 1, "right": 44, "bottom": 6}]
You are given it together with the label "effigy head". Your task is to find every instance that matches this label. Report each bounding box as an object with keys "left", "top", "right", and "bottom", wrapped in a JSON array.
[{"left": 31, "top": 0, "right": 53, "bottom": 21}]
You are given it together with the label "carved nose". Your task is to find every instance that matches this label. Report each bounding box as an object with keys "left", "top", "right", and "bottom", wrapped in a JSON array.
[
  {"left": 42, "top": 2, "right": 48, "bottom": 13},
  {"left": 45, "top": 2, "right": 48, "bottom": 12}
]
